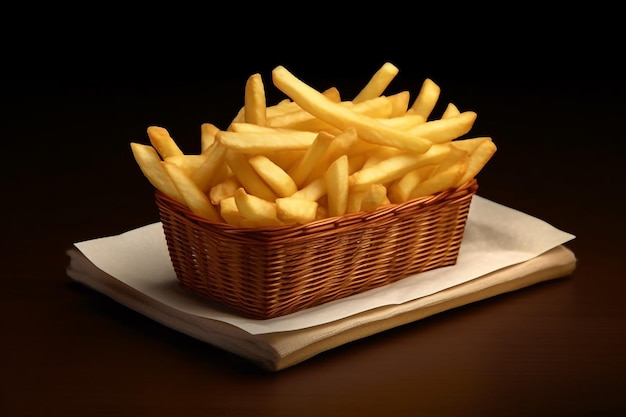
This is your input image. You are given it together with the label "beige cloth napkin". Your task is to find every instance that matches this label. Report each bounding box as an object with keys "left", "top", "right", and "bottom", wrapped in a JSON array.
[{"left": 67, "top": 245, "right": 576, "bottom": 371}]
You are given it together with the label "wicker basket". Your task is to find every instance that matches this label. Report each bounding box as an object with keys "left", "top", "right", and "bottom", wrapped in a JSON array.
[{"left": 155, "top": 179, "right": 478, "bottom": 319}]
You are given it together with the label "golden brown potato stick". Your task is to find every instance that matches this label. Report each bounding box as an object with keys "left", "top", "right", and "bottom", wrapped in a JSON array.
[
  {"left": 234, "top": 188, "right": 282, "bottom": 227},
  {"left": 406, "top": 111, "right": 477, "bottom": 143},
  {"left": 325, "top": 155, "right": 349, "bottom": 217},
  {"left": 441, "top": 103, "right": 461, "bottom": 119},
  {"left": 349, "top": 144, "right": 450, "bottom": 188},
  {"left": 388, "top": 166, "right": 435, "bottom": 203},
  {"left": 226, "top": 151, "right": 277, "bottom": 201},
  {"left": 190, "top": 141, "right": 227, "bottom": 193},
  {"left": 219, "top": 196, "right": 246, "bottom": 226},
  {"left": 304, "top": 127, "right": 358, "bottom": 184},
  {"left": 130, "top": 142, "right": 185, "bottom": 204},
  {"left": 455, "top": 137, "right": 497, "bottom": 186},
  {"left": 209, "top": 178, "right": 240, "bottom": 205},
  {"left": 272, "top": 65, "right": 432, "bottom": 153},
  {"left": 248, "top": 155, "right": 298, "bottom": 197},
  {"left": 288, "top": 131, "right": 334, "bottom": 187},
  {"left": 201, "top": 123, "right": 220, "bottom": 152},
  {"left": 409, "top": 162, "right": 467, "bottom": 199},
  {"left": 147, "top": 126, "right": 184, "bottom": 159},
  {"left": 161, "top": 161, "right": 222, "bottom": 222},
  {"left": 276, "top": 197, "right": 319, "bottom": 225},
  {"left": 353, "top": 62, "right": 400, "bottom": 103},
  {"left": 244, "top": 73, "right": 267, "bottom": 126},
  {"left": 217, "top": 129, "right": 318, "bottom": 153},
  {"left": 164, "top": 154, "right": 205, "bottom": 176},
  {"left": 359, "top": 183, "right": 389, "bottom": 212},
  {"left": 408, "top": 78, "right": 441, "bottom": 120},
  {"left": 291, "top": 177, "right": 326, "bottom": 201}
]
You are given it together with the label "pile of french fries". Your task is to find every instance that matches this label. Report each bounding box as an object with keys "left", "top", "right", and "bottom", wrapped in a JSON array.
[{"left": 131, "top": 63, "right": 496, "bottom": 228}]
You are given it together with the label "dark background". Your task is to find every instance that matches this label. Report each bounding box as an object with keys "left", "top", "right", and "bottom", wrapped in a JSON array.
[{"left": 2, "top": 10, "right": 625, "bottom": 417}]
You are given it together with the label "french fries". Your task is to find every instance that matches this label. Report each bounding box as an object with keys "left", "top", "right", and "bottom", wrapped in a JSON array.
[{"left": 131, "top": 63, "right": 496, "bottom": 228}]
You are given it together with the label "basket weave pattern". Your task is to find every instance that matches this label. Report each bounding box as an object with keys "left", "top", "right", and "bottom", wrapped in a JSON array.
[{"left": 155, "top": 179, "right": 478, "bottom": 319}]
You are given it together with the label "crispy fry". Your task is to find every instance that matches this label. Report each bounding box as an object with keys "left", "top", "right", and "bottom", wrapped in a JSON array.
[
  {"left": 209, "top": 177, "right": 240, "bottom": 205},
  {"left": 276, "top": 197, "right": 319, "bottom": 225},
  {"left": 408, "top": 78, "right": 441, "bottom": 120},
  {"left": 249, "top": 155, "right": 298, "bottom": 197},
  {"left": 201, "top": 123, "right": 220, "bottom": 152},
  {"left": 244, "top": 73, "right": 266, "bottom": 126},
  {"left": 130, "top": 142, "right": 185, "bottom": 204},
  {"left": 441, "top": 103, "right": 461, "bottom": 119},
  {"left": 325, "top": 155, "right": 349, "bottom": 217},
  {"left": 405, "top": 111, "right": 477, "bottom": 143},
  {"left": 272, "top": 65, "right": 432, "bottom": 153},
  {"left": 455, "top": 137, "right": 497, "bottom": 186},
  {"left": 234, "top": 187, "right": 283, "bottom": 227},
  {"left": 349, "top": 144, "right": 450, "bottom": 189},
  {"left": 190, "top": 141, "right": 227, "bottom": 193},
  {"left": 288, "top": 131, "right": 334, "bottom": 187},
  {"left": 359, "top": 183, "right": 390, "bottom": 211},
  {"left": 161, "top": 161, "right": 222, "bottom": 221},
  {"left": 388, "top": 166, "right": 435, "bottom": 203},
  {"left": 218, "top": 129, "right": 317, "bottom": 153},
  {"left": 353, "top": 62, "right": 399, "bottom": 103},
  {"left": 147, "top": 126, "right": 184, "bottom": 159},
  {"left": 226, "top": 150, "right": 277, "bottom": 201}
]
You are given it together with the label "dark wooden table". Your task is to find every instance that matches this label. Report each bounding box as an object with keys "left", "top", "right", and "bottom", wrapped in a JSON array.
[{"left": 2, "top": 63, "right": 624, "bottom": 416}]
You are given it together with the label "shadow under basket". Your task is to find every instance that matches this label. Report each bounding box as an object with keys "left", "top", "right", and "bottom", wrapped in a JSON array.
[{"left": 155, "top": 179, "right": 478, "bottom": 320}]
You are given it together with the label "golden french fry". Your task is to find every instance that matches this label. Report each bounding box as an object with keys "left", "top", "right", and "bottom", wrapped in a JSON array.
[
  {"left": 431, "top": 144, "right": 469, "bottom": 177},
  {"left": 322, "top": 86, "right": 342, "bottom": 102},
  {"left": 130, "top": 142, "right": 185, "bottom": 204},
  {"left": 219, "top": 196, "right": 257, "bottom": 227},
  {"left": 361, "top": 146, "right": 405, "bottom": 170},
  {"left": 288, "top": 131, "right": 334, "bottom": 187},
  {"left": 201, "top": 123, "right": 220, "bottom": 152},
  {"left": 349, "top": 144, "right": 450, "bottom": 188},
  {"left": 234, "top": 187, "right": 282, "bottom": 227},
  {"left": 244, "top": 73, "right": 266, "bottom": 126},
  {"left": 291, "top": 177, "right": 326, "bottom": 202},
  {"left": 161, "top": 161, "right": 222, "bottom": 221},
  {"left": 409, "top": 161, "right": 467, "bottom": 199},
  {"left": 209, "top": 177, "right": 240, "bottom": 205},
  {"left": 190, "top": 141, "right": 227, "bottom": 193},
  {"left": 455, "top": 137, "right": 497, "bottom": 186},
  {"left": 276, "top": 197, "right": 319, "bottom": 225},
  {"left": 385, "top": 91, "right": 411, "bottom": 117},
  {"left": 325, "top": 155, "right": 349, "bottom": 217},
  {"left": 147, "top": 126, "right": 184, "bottom": 159},
  {"left": 272, "top": 65, "right": 432, "bottom": 153},
  {"left": 408, "top": 78, "right": 441, "bottom": 120},
  {"left": 359, "top": 183, "right": 389, "bottom": 211},
  {"left": 248, "top": 155, "right": 298, "bottom": 197},
  {"left": 305, "top": 127, "right": 358, "bottom": 183},
  {"left": 378, "top": 113, "right": 426, "bottom": 130},
  {"left": 266, "top": 94, "right": 396, "bottom": 132},
  {"left": 164, "top": 154, "right": 205, "bottom": 177},
  {"left": 450, "top": 136, "right": 491, "bottom": 153},
  {"left": 441, "top": 103, "right": 460, "bottom": 119},
  {"left": 353, "top": 62, "right": 400, "bottom": 103},
  {"left": 405, "top": 111, "right": 477, "bottom": 143},
  {"left": 217, "top": 129, "right": 318, "bottom": 153},
  {"left": 226, "top": 150, "right": 277, "bottom": 201},
  {"left": 388, "top": 165, "right": 435, "bottom": 203}
]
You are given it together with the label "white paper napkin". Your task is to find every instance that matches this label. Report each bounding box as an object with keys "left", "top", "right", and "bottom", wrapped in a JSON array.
[{"left": 73, "top": 195, "right": 575, "bottom": 335}]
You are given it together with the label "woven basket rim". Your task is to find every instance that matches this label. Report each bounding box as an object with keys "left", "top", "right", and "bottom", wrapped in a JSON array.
[{"left": 155, "top": 179, "right": 478, "bottom": 234}]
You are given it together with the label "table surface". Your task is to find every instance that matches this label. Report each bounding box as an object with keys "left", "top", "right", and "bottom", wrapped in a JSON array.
[{"left": 2, "top": 64, "right": 625, "bottom": 417}]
